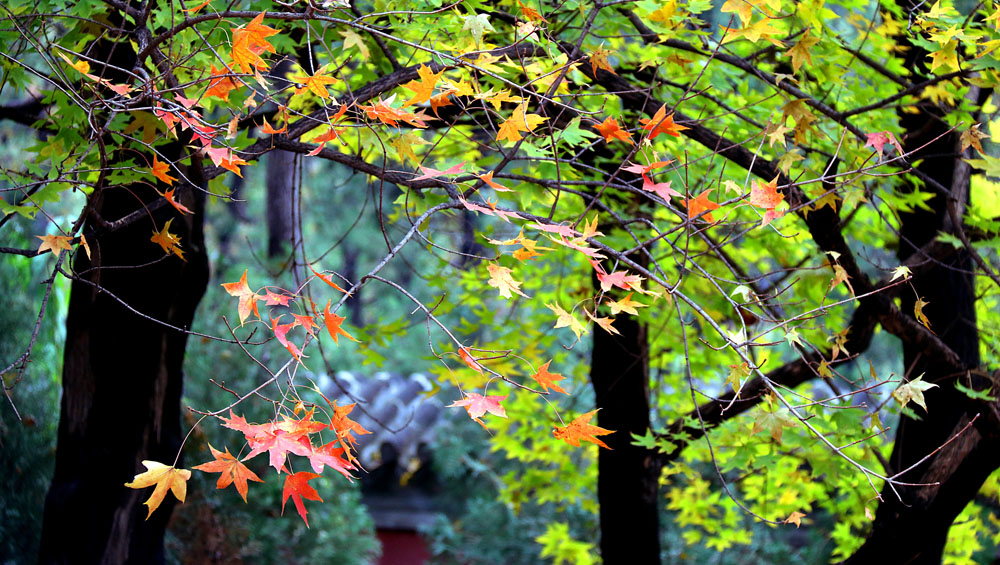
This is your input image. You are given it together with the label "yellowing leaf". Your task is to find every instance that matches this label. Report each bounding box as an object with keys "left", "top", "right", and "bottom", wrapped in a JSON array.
[
  {"left": 486, "top": 263, "right": 529, "bottom": 298},
  {"left": 893, "top": 375, "right": 938, "bottom": 412},
  {"left": 496, "top": 103, "right": 547, "bottom": 144},
  {"left": 402, "top": 64, "right": 444, "bottom": 106},
  {"left": 36, "top": 234, "right": 73, "bottom": 255},
  {"left": 149, "top": 155, "right": 176, "bottom": 186},
  {"left": 292, "top": 66, "right": 338, "bottom": 99},
  {"left": 784, "top": 511, "right": 806, "bottom": 527},
  {"left": 547, "top": 303, "right": 588, "bottom": 339},
  {"left": 606, "top": 292, "right": 646, "bottom": 316},
  {"left": 339, "top": 29, "right": 370, "bottom": 60},
  {"left": 151, "top": 218, "right": 185, "bottom": 261},
  {"left": 124, "top": 460, "right": 191, "bottom": 519},
  {"left": 914, "top": 297, "right": 933, "bottom": 332}
]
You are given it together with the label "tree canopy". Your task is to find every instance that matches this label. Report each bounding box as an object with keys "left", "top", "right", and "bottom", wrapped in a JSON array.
[{"left": 2, "top": 0, "right": 1000, "bottom": 562}]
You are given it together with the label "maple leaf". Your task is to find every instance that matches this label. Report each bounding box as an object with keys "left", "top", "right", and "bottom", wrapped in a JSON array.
[
  {"left": 606, "top": 292, "right": 647, "bottom": 316},
  {"left": 487, "top": 263, "right": 529, "bottom": 299},
  {"left": 592, "top": 116, "right": 634, "bottom": 145},
  {"left": 519, "top": 0, "right": 547, "bottom": 22},
  {"left": 321, "top": 300, "right": 358, "bottom": 343},
  {"left": 589, "top": 45, "right": 616, "bottom": 75},
  {"left": 890, "top": 266, "right": 911, "bottom": 282},
  {"left": 327, "top": 400, "right": 370, "bottom": 450},
  {"left": 193, "top": 444, "right": 264, "bottom": 503},
  {"left": 479, "top": 170, "right": 510, "bottom": 191},
  {"left": 960, "top": 123, "right": 989, "bottom": 154},
  {"left": 339, "top": 29, "right": 370, "bottom": 60},
  {"left": 307, "top": 441, "right": 356, "bottom": 478},
  {"left": 309, "top": 264, "right": 351, "bottom": 294},
  {"left": 149, "top": 155, "right": 176, "bottom": 186},
  {"left": 749, "top": 175, "right": 785, "bottom": 226},
  {"left": 151, "top": 218, "right": 186, "bottom": 261},
  {"left": 639, "top": 105, "right": 688, "bottom": 139},
  {"left": 864, "top": 131, "right": 903, "bottom": 159},
  {"left": 230, "top": 12, "right": 278, "bottom": 73},
  {"left": 531, "top": 361, "right": 567, "bottom": 394},
  {"left": 293, "top": 66, "right": 338, "bottom": 99},
  {"left": 496, "top": 103, "right": 547, "bottom": 144},
  {"left": 683, "top": 189, "right": 720, "bottom": 222},
  {"left": 57, "top": 51, "right": 90, "bottom": 74},
  {"left": 449, "top": 392, "right": 508, "bottom": 420},
  {"left": 459, "top": 346, "right": 484, "bottom": 373},
  {"left": 36, "top": 234, "right": 73, "bottom": 255},
  {"left": 785, "top": 511, "right": 807, "bottom": 528},
  {"left": 282, "top": 472, "right": 323, "bottom": 527},
  {"left": 402, "top": 64, "right": 444, "bottom": 106},
  {"left": 641, "top": 175, "right": 680, "bottom": 200},
  {"left": 547, "top": 303, "right": 588, "bottom": 339},
  {"left": 586, "top": 309, "right": 620, "bottom": 335},
  {"left": 361, "top": 94, "right": 428, "bottom": 128},
  {"left": 244, "top": 426, "right": 317, "bottom": 473},
  {"left": 829, "top": 262, "right": 854, "bottom": 296},
  {"left": 412, "top": 161, "right": 466, "bottom": 181},
  {"left": 553, "top": 409, "right": 614, "bottom": 448},
  {"left": 462, "top": 13, "right": 495, "bottom": 47},
  {"left": 124, "top": 461, "right": 191, "bottom": 519},
  {"left": 751, "top": 408, "right": 796, "bottom": 442},
  {"left": 219, "top": 152, "right": 247, "bottom": 177},
  {"left": 258, "top": 116, "right": 286, "bottom": 135},
  {"left": 785, "top": 33, "right": 819, "bottom": 73},
  {"left": 893, "top": 375, "right": 938, "bottom": 412},
  {"left": 161, "top": 188, "right": 192, "bottom": 215},
  {"left": 263, "top": 289, "right": 292, "bottom": 306},
  {"left": 221, "top": 269, "right": 260, "bottom": 325},
  {"left": 914, "top": 297, "right": 934, "bottom": 332}
]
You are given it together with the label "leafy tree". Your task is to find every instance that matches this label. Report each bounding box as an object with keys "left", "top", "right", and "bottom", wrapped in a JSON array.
[{"left": 2, "top": 0, "right": 1000, "bottom": 563}]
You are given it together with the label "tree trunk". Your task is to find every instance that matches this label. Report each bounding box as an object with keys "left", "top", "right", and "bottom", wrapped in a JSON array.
[
  {"left": 591, "top": 312, "right": 660, "bottom": 563},
  {"left": 38, "top": 28, "right": 211, "bottom": 553},
  {"left": 843, "top": 4, "right": 997, "bottom": 558},
  {"left": 266, "top": 149, "right": 296, "bottom": 259}
]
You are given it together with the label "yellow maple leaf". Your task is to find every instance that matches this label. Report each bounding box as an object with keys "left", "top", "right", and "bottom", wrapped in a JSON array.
[
  {"left": 151, "top": 218, "right": 186, "bottom": 261},
  {"left": 486, "top": 263, "right": 529, "bottom": 299},
  {"left": 293, "top": 66, "right": 338, "bottom": 99},
  {"left": 402, "top": 64, "right": 444, "bottom": 106},
  {"left": 124, "top": 460, "right": 191, "bottom": 519},
  {"left": 606, "top": 292, "right": 647, "bottom": 316},
  {"left": 496, "top": 103, "right": 547, "bottom": 144},
  {"left": 927, "top": 39, "right": 959, "bottom": 74},
  {"left": 785, "top": 33, "right": 820, "bottom": 73},
  {"left": 546, "top": 303, "right": 588, "bottom": 339},
  {"left": 36, "top": 234, "right": 74, "bottom": 255}
]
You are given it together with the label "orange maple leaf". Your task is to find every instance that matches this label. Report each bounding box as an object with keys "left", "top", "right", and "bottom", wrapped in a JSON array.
[
  {"left": 221, "top": 269, "right": 260, "bottom": 325},
  {"left": 592, "top": 116, "right": 634, "bottom": 145},
  {"left": 149, "top": 155, "right": 176, "bottom": 186},
  {"left": 458, "top": 347, "right": 483, "bottom": 373},
  {"left": 553, "top": 409, "right": 614, "bottom": 448},
  {"left": 258, "top": 116, "right": 287, "bottom": 134},
  {"left": 518, "top": 0, "right": 547, "bottom": 22},
  {"left": 449, "top": 392, "right": 508, "bottom": 420},
  {"left": 282, "top": 471, "right": 323, "bottom": 527},
  {"left": 321, "top": 300, "right": 358, "bottom": 344},
  {"left": 36, "top": 234, "right": 74, "bottom": 255},
  {"left": 639, "top": 104, "right": 688, "bottom": 139},
  {"left": 749, "top": 175, "right": 785, "bottom": 226},
  {"left": 230, "top": 12, "right": 278, "bottom": 73},
  {"left": 193, "top": 444, "right": 264, "bottom": 503},
  {"left": 309, "top": 264, "right": 351, "bottom": 294},
  {"left": 361, "top": 94, "right": 428, "bottom": 128},
  {"left": 124, "top": 461, "right": 192, "bottom": 519},
  {"left": 327, "top": 400, "right": 371, "bottom": 451},
  {"left": 402, "top": 64, "right": 444, "bottom": 106},
  {"left": 151, "top": 218, "right": 186, "bottom": 260},
  {"left": 496, "top": 103, "right": 547, "bottom": 144},
  {"left": 219, "top": 151, "right": 247, "bottom": 177},
  {"left": 683, "top": 189, "right": 720, "bottom": 223},
  {"left": 161, "top": 188, "right": 193, "bottom": 215},
  {"left": 531, "top": 361, "right": 567, "bottom": 394}
]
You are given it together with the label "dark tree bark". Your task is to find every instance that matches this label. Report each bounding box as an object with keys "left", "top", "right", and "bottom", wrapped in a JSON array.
[
  {"left": 39, "top": 178, "right": 209, "bottom": 564},
  {"left": 843, "top": 3, "right": 998, "bottom": 560},
  {"left": 591, "top": 311, "right": 660, "bottom": 563},
  {"left": 265, "top": 149, "right": 296, "bottom": 259},
  {"left": 38, "top": 10, "right": 210, "bottom": 562}
]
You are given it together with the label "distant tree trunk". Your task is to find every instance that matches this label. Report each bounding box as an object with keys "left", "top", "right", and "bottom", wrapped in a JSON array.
[
  {"left": 266, "top": 149, "right": 295, "bottom": 259},
  {"left": 843, "top": 3, "right": 996, "bottom": 559},
  {"left": 39, "top": 171, "right": 209, "bottom": 563},
  {"left": 591, "top": 301, "right": 660, "bottom": 563}
]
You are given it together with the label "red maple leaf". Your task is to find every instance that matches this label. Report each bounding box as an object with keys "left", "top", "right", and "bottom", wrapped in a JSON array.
[
  {"left": 221, "top": 269, "right": 260, "bottom": 325},
  {"left": 306, "top": 441, "right": 356, "bottom": 478},
  {"left": 449, "top": 392, "right": 508, "bottom": 420},
  {"left": 282, "top": 471, "right": 323, "bottom": 527}
]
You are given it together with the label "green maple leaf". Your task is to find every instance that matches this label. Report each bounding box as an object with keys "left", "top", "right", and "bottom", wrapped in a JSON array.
[
  {"left": 463, "top": 14, "right": 495, "bottom": 47},
  {"left": 892, "top": 375, "right": 938, "bottom": 412}
]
